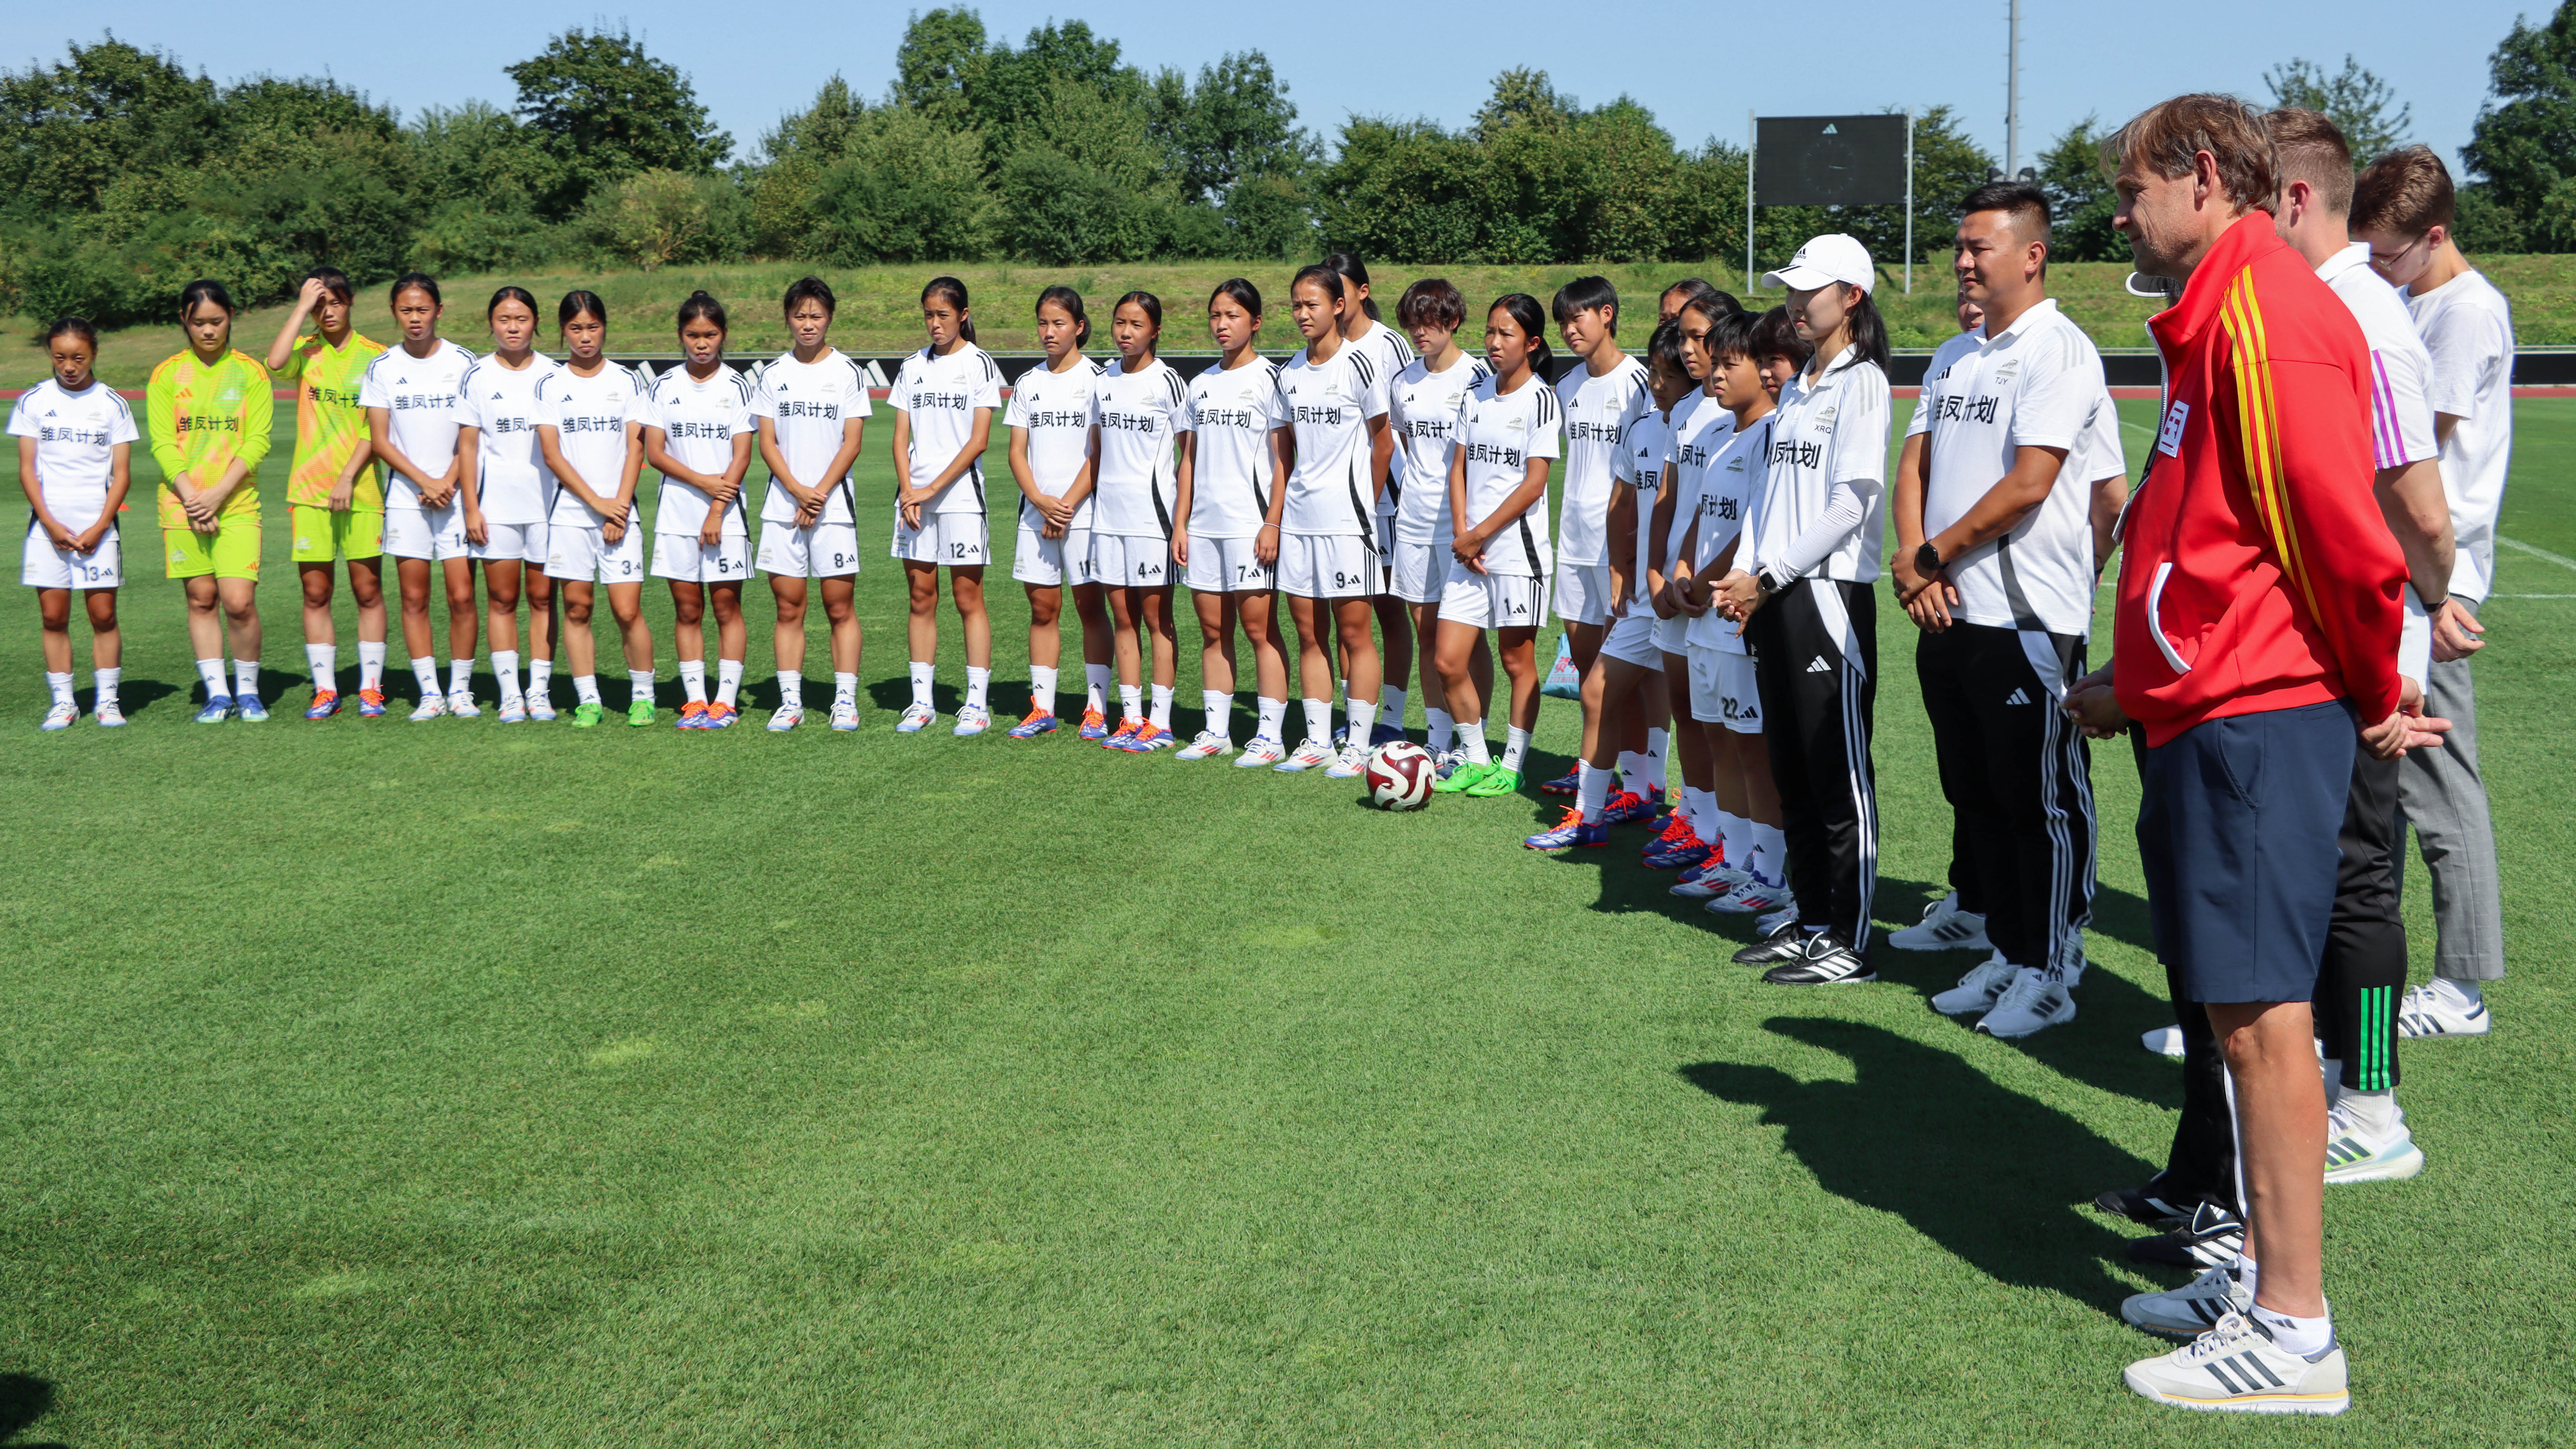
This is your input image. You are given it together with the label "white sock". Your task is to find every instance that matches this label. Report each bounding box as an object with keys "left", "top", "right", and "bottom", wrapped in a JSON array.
[
  {"left": 909, "top": 661, "right": 934, "bottom": 708},
  {"left": 447, "top": 657, "right": 472, "bottom": 697},
  {"left": 1617, "top": 750, "right": 1645, "bottom": 789},
  {"left": 528, "top": 657, "right": 552, "bottom": 695},
  {"left": 493, "top": 650, "right": 521, "bottom": 707},
  {"left": 199, "top": 658, "right": 227, "bottom": 696},
  {"left": 1381, "top": 684, "right": 1406, "bottom": 729},
  {"left": 1578, "top": 761, "right": 1611, "bottom": 821},
  {"left": 1203, "top": 690, "right": 1231, "bottom": 741},
  {"left": 1149, "top": 683, "right": 1173, "bottom": 730},
  {"left": 44, "top": 671, "right": 73, "bottom": 707},
  {"left": 716, "top": 658, "right": 742, "bottom": 707},
  {"left": 1084, "top": 663, "right": 1110, "bottom": 712},
  {"left": 574, "top": 673, "right": 601, "bottom": 706},
  {"left": 1722, "top": 811, "right": 1755, "bottom": 872},
  {"left": 410, "top": 656, "right": 439, "bottom": 696},
  {"left": 1346, "top": 697, "right": 1376, "bottom": 742},
  {"left": 2433, "top": 977, "right": 2483, "bottom": 1007},
  {"left": 358, "top": 641, "right": 386, "bottom": 691},
  {"left": 1256, "top": 696, "right": 1287, "bottom": 741},
  {"left": 834, "top": 671, "right": 857, "bottom": 705},
  {"left": 1643, "top": 727, "right": 1669, "bottom": 791},
  {"left": 1501, "top": 726, "right": 1531, "bottom": 774},
  {"left": 966, "top": 665, "right": 991, "bottom": 711},
  {"left": 1030, "top": 664, "right": 1059, "bottom": 711},
  {"left": 2340, "top": 1087, "right": 2402, "bottom": 1135},
  {"left": 1119, "top": 684, "right": 1144, "bottom": 721},
  {"left": 94, "top": 666, "right": 119, "bottom": 704},
  {"left": 1426, "top": 707, "right": 1455, "bottom": 752},
  {"left": 779, "top": 672, "right": 804, "bottom": 708},
  {"left": 1301, "top": 697, "right": 1331, "bottom": 744},
  {"left": 679, "top": 660, "right": 707, "bottom": 704},
  {"left": 631, "top": 670, "right": 657, "bottom": 707},
  {"left": 1753, "top": 822, "right": 1789, "bottom": 885},
  {"left": 236, "top": 658, "right": 261, "bottom": 699},
  {"left": 305, "top": 644, "right": 335, "bottom": 691},
  {"left": 1463, "top": 724, "right": 1492, "bottom": 764},
  {"left": 2249, "top": 1304, "right": 2332, "bottom": 1358}
]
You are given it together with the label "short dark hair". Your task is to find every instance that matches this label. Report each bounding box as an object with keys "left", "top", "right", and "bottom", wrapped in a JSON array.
[
  {"left": 305, "top": 265, "right": 353, "bottom": 304},
  {"left": 784, "top": 276, "right": 838, "bottom": 317},
  {"left": 1707, "top": 308, "right": 1765, "bottom": 365},
  {"left": 44, "top": 315, "right": 99, "bottom": 350},
  {"left": 389, "top": 272, "right": 440, "bottom": 309},
  {"left": 2352, "top": 144, "right": 2455, "bottom": 237},
  {"left": 1753, "top": 306, "right": 1809, "bottom": 368},
  {"left": 2264, "top": 109, "right": 2355, "bottom": 217},
  {"left": 2105, "top": 93, "right": 2278, "bottom": 212},
  {"left": 1646, "top": 320, "right": 1687, "bottom": 378},
  {"left": 1551, "top": 275, "right": 1619, "bottom": 333},
  {"left": 1959, "top": 180, "right": 2052, "bottom": 244},
  {"left": 179, "top": 278, "right": 234, "bottom": 316},
  {"left": 1396, "top": 278, "right": 1465, "bottom": 331}
]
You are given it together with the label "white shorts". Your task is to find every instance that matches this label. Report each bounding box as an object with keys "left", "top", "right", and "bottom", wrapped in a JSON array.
[
  {"left": 1277, "top": 532, "right": 1378, "bottom": 599},
  {"left": 1437, "top": 566, "right": 1549, "bottom": 630},
  {"left": 1389, "top": 538, "right": 1449, "bottom": 604},
  {"left": 1655, "top": 612, "right": 1692, "bottom": 655},
  {"left": 1554, "top": 560, "right": 1613, "bottom": 626},
  {"left": 893, "top": 511, "right": 988, "bottom": 566},
  {"left": 385, "top": 506, "right": 467, "bottom": 561},
  {"left": 1010, "top": 518, "right": 1096, "bottom": 587},
  {"left": 651, "top": 531, "right": 751, "bottom": 583},
  {"left": 1091, "top": 532, "right": 1173, "bottom": 589},
  {"left": 1689, "top": 646, "right": 1763, "bottom": 732},
  {"left": 1374, "top": 510, "right": 1397, "bottom": 568},
  {"left": 1600, "top": 609, "right": 1664, "bottom": 669},
  {"left": 22, "top": 522, "right": 120, "bottom": 589},
  {"left": 547, "top": 521, "right": 647, "bottom": 585},
  {"left": 757, "top": 519, "right": 862, "bottom": 579},
  {"left": 470, "top": 520, "right": 548, "bottom": 566},
  {"left": 1182, "top": 535, "right": 1273, "bottom": 593}
]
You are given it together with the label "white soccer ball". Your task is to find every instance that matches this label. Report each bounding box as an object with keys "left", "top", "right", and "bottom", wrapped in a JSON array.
[{"left": 1365, "top": 740, "right": 1435, "bottom": 810}]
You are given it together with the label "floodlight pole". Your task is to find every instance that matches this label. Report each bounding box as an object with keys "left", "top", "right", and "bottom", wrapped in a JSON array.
[
  {"left": 1746, "top": 109, "right": 1757, "bottom": 293},
  {"left": 1904, "top": 110, "right": 1915, "bottom": 295},
  {"left": 2007, "top": 0, "right": 2023, "bottom": 176}
]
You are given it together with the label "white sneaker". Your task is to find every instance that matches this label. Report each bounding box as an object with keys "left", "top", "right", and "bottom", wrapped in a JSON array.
[
  {"left": 1755, "top": 901, "right": 1800, "bottom": 937},
  {"left": 1235, "top": 735, "right": 1287, "bottom": 767},
  {"left": 1272, "top": 739, "right": 1332, "bottom": 772},
  {"left": 829, "top": 699, "right": 859, "bottom": 732},
  {"left": 1888, "top": 891, "right": 1990, "bottom": 951},
  {"left": 496, "top": 700, "right": 529, "bottom": 724},
  {"left": 526, "top": 693, "right": 557, "bottom": 721},
  {"left": 2123, "top": 1312, "right": 2348, "bottom": 1416},
  {"left": 1976, "top": 967, "right": 2077, "bottom": 1039},
  {"left": 1670, "top": 863, "right": 1748, "bottom": 900},
  {"left": 1706, "top": 876, "right": 1792, "bottom": 916},
  {"left": 769, "top": 703, "right": 805, "bottom": 733},
  {"left": 2395, "top": 982, "right": 2490, "bottom": 1038},
  {"left": 952, "top": 704, "right": 991, "bottom": 736},
  {"left": 94, "top": 700, "right": 125, "bottom": 727},
  {"left": 895, "top": 702, "right": 936, "bottom": 734},
  {"left": 2121, "top": 1261, "right": 2254, "bottom": 1337},
  {"left": 1322, "top": 742, "right": 1369, "bottom": 778},
  {"left": 447, "top": 690, "right": 482, "bottom": 718},
  {"left": 2144, "top": 1025, "right": 2187, "bottom": 1057},
  {"left": 409, "top": 694, "right": 449, "bottom": 722},
  {"left": 2323, "top": 1099, "right": 2426, "bottom": 1184},
  {"left": 1931, "top": 953, "right": 2018, "bottom": 1016},
  {"left": 1175, "top": 730, "right": 1235, "bottom": 760},
  {"left": 38, "top": 701, "right": 77, "bottom": 731}
]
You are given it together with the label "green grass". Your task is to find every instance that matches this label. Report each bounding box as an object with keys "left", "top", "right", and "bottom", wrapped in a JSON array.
[{"left": 0, "top": 402, "right": 2569, "bottom": 1446}]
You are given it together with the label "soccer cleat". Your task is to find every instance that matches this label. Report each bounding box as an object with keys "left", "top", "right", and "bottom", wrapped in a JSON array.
[
  {"left": 446, "top": 691, "right": 480, "bottom": 719},
  {"left": 39, "top": 702, "right": 77, "bottom": 732},
  {"left": 1128, "top": 722, "right": 1175, "bottom": 751},
  {"left": 1977, "top": 967, "right": 2077, "bottom": 1038},
  {"left": 895, "top": 702, "right": 935, "bottom": 734},
  {"left": 675, "top": 701, "right": 711, "bottom": 730},
  {"left": 1433, "top": 747, "right": 1466, "bottom": 779},
  {"left": 1525, "top": 807, "right": 1610, "bottom": 849},
  {"left": 627, "top": 699, "right": 657, "bottom": 728},
  {"left": 2143, "top": 1024, "right": 2187, "bottom": 1057},
  {"left": 1645, "top": 836, "right": 1712, "bottom": 870},
  {"left": 195, "top": 694, "right": 235, "bottom": 724},
  {"left": 1077, "top": 707, "right": 1110, "bottom": 741},
  {"left": 952, "top": 704, "right": 992, "bottom": 737},
  {"left": 527, "top": 694, "right": 557, "bottom": 722},
  {"left": 768, "top": 703, "right": 805, "bottom": 733},
  {"left": 2122, "top": 1261, "right": 2255, "bottom": 1338},
  {"left": 2122, "top": 1312, "right": 2348, "bottom": 1416},
  {"left": 2093, "top": 1183, "right": 2198, "bottom": 1229},
  {"left": 702, "top": 701, "right": 740, "bottom": 729},
  {"left": 1430, "top": 759, "right": 1490, "bottom": 792},
  {"left": 1672, "top": 860, "right": 1748, "bottom": 899},
  {"left": 356, "top": 688, "right": 388, "bottom": 717},
  {"left": 94, "top": 700, "right": 125, "bottom": 727},
  {"left": 829, "top": 699, "right": 860, "bottom": 732},
  {"left": 406, "top": 694, "right": 446, "bottom": 722},
  {"left": 1175, "top": 730, "right": 1234, "bottom": 760},
  {"left": 497, "top": 701, "right": 529, "bottom": 724},
  {"left": 1007, "top": 707, "right": 1060, "bottom": 739},
  {"left": 1643, "top": 811, "right": 1695, "bottom": 853},
  {"left": 304, "top": 690, "right": 341, "bottom": 720},
  {"left": 1323, "top": 742, "right": 1369, "bottom": 778},
  {"left": 1273, "top": 739, "right": 1333, "bottom": 773},
  {"left": 1601, "top": 789, "right": 1656, "bottom": 825},
  {"left": 1755, "top": 902, "right": 1801, "bottom": 938},
  {"left": 1235, "top": 735, "right": 1288, "bottom": 767},
  {"left": 572, "top": 701, "right": 604, "bottom": 728},
  {"left": 1763, "top": 933, "right": 1876, "bottom": 986},
  {"left": 1101, "top": 717, "right": 1146, "bottom": 751},
  {"left": 2129, "top": 1201, "right": 2247, "bottom": 1270},
  {"left": 1369, "top": 721, "right": 1405, "bottom": 747},
  {"left": 235, "top": 694, "right": 270, "bottom": 722},
  {"left": 1705, "top": 876, "right": 1793, "bottom": 916},
  {"left": 1888, "top": 891, "right": 1990, "bottom": 950},
  {"left": 1930, "top": 953, "right": 2019, "bottom": 1015},
  {"left": 1732, "top": 921, "right": 1810, "bottom": 966},
  {"left": 2395, "top": 983, "right": 2490, "bottom": 1039},
  {"left": 1539, "top": 766, "right": 1580, "bottom": 796},
  {"left": 1462, "top": 767, "right": 1523, "bottom": 798},
  {"left": 2322, "top": 1100, "right": 2427, "bottom": 1184}
]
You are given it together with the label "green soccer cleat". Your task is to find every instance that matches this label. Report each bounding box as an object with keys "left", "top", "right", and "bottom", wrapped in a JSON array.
[
  {"left": 1432, "top": 760, "right": 1494, "bottom": 794},
  {"left": 571, "top": 701, "right": 604, "bottom": 728},
  {"left": 1463, "top": 766, "right": 1523, "bottom": 798},
  {"left": 627, "top": 699, "right": 656, "bottom": 728}
]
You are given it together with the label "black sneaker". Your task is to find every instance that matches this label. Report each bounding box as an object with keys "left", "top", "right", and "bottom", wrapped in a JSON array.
[
  {"left": 2127, "top": 1200, "right": 2246, "bottom": 1269},
  {"left": 2094, "top": 1182, "right": 2200, "bottom": 1229},
  {"left": 1763, "top": 933, "right": 1876, "bottom": 986},
  {"left": 1732, "top": 922, "right": 1810, "bottom": 966}
]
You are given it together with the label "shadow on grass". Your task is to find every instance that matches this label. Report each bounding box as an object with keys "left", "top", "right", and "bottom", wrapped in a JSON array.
[
  {"left": 1682, "top": 1016, "right": 2153, "bottom": 1311},
  {"left": 0, "top": 1373, "right": 66, "bottom": 1449}
]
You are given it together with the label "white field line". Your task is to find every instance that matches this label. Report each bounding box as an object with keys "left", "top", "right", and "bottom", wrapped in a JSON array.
[{"left": 2498, "top": 536, "right": 2576, "bottom": 572}]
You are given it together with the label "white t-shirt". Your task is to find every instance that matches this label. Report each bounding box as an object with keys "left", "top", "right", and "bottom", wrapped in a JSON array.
[
  {"left": 1454, "top": 373, "right": 1564, "bottom": 576},
  {"left": 1003, "top": 356, "right": 1103, "bottom": 529},
  {"left": 752, "top": 348, "right": 872, "bottom": 527},
  {"left": 537, "top": 363, "right": 645, "bottom": 527},
  {"left": 1357, "top": 319, "right": 1417, "bottom": 525},
  {"left": 1616, "top": 407, "right": 1672, "bottom": 606},
  {"left": 8, "top": 378, "right": 137, "bottom": 532},
  {"left": 1749, "top": 348, "right": 1891, "bottom": 584},
  {"left": 460, "top": 352, "right": 560, "bottom": 527},
  {"left": 1553, "top": 353, "right": 1654, "bottom": 567},
  {"left": 1916, "top": 299, "right": 2120, "bottom": 637},
  {"left": 1904, "top": 331, "right": 1984, "bottom": 443},
  {"left": 891, "top": 343, "right": 1004, "bottom": 516},
  {"left": 1388, "top": 353, "right": 1491, "bottom": 545},
  {"left": 1184, "top": 357, "right": 1286, "bottom": 541},
  {"left": 1687, "top": 415, "right": 1774, "bottom": 654},
  {"left": 2407, "top": 269, "right": 2516, "bottom": 602},
  {"left": 1278, "top": 341, "right": 1391, "bottom": 537},
  {"left": 1660, "top": 392, "right": 1722, "bottom": 583},
  {"left": 1092, "top": 358, "right": 1192, "bottom": 539},
  {"left": 359, "top": 339, "right": 476, "bottom": 511},
  {"left": 644, "top": 364, "right": 754, "bottom": 538},
  {"left": 2318, "top": 245, "right": 2437, "bottom": 472}
]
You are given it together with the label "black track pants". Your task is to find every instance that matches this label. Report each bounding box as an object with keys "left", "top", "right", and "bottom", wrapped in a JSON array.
[{"left": 1747, "top": 578, "right": 1879, "bottom": 951}]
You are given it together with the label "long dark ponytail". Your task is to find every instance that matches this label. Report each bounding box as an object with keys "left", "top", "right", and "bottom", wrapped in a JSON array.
[
  {"left": 1034, "top": 285, "right": 1090, "bottom": 346},
  {"left": 1842, "top": 287, "right": 1892, "bottom": 374},
  {"left": 1322, "top": 252, "right": 1379, "bottom": 322},
  {"left": 1492, "top": 293, "right": 1553, "bottom": 379}
]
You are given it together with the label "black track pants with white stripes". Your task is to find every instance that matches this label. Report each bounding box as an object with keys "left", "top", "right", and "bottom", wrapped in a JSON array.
[
  {"left": 1914, "top": 621, "right": 2095, "bottom": 975},
  {"left": 1747, "top": 578, "right": 1878, "bottom": 952},
  {"left": 2318, "top": 749, "right": 2406, "bottom": 1091}
]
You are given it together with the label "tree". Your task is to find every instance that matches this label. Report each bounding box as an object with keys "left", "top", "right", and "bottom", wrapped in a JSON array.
[
  {"left": 505, "top": 27, "right": 731, "bottom": 219},
  {"left": 2265, "top": 55, "right": 2412, "bottom": 160},
  {"left": 0, "top": 38, "right": 217, "bottom": 217},
  {"left": 802, "top": 106, "right": 991, "bottom": 264},
  {"left": 2036, "top": 115, "right": 2126, "bottom": 262},
  {"left": 1470, "top": 68, "right": 1575, "bottom": 143},
  {"left": 2463, "top": 3, "right": 2576, "bottom": 232},
  {"left": 894, "top": 7, "right": 987, "bottom": 120},
  {"left": 1148, "top": 51, "right": 1314, "bottom": 208}
]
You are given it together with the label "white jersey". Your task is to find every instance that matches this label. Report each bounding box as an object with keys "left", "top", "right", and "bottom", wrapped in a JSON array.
[
  {"left": 1278, "top": 341, "right": 1391, "bottom": 537},
  {"left": 1454, "top": 373, "right": 1563, "bottom": 576},
  {"left": 1687, "top": 414, "right": 1775, "bottom": 654},
  {"left": 2406, "top": 268, "right": 2516, "bottom": 602},
  {"left": 1749, "top": 347, "right": 1891, "bottom": 584},
  {"left": 1184, "top": 356, "right": 1286, "bottom": 541},
  {"left": 1916, "top": 299, "right": 2120, "bottom": 637},
  {"left": 1388, "top": 352, "right": 1491, "bottom": 545},
  {"left": 1355, "top": 319, "right": 1417, "bottom": 526},
  {"left": 1092, "top": 357, "right": 1191, "bottom": 539},
  {"left": 1004, "top": 356, "right": 1103, "bottom": 529},
  {"left": 1553, "top": 353, "right": 1654, "bottom": 566},
  {"left": 890, "top": 343, "right": 1004, "bottom": 516},
  {"left": 1617, "top": 407, "right": 1673, "bottom": 605},
  {"left": 1660, "top": 392, "right": 1723, "bottom": 581},
  {"left": 752, "top": 348, "right": 872, "bottom": 527},
  {"left": 644, "top": 363, "right": 754, "bottom": 537},
  {"left": 359, "top": 338, "right": 476, "bottom": 511},
  {"left": 460, "top": 352, "right": 561, "bottom": 526},
  {"left": 1904, "top": 331, "right": 1984, "bottom": 443},
  {"left": 8, "top": 378, "right": 137, "bottom": 532},
  {"left": 539, "top": 363, "right": 644, "bottom": 527}
]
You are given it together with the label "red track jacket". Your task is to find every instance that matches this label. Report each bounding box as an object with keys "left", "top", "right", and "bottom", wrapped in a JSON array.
[{"left": 2115, "top": 213, "right": 2406, "bottom": 748}]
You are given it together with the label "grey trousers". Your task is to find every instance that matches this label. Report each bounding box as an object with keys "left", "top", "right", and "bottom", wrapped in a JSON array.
[{"left": 2395, "top": 653, "right": 2507, "bottom": 982}]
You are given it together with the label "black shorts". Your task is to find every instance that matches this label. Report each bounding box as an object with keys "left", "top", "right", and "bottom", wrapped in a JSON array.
[{"left": 2136, "top": 700, "right": 2356, "bottom": 1004}]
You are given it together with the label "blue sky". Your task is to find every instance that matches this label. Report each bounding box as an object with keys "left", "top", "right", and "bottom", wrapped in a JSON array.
[{"left": 28, "top": 1, "right": 2542, "bottom": 170}]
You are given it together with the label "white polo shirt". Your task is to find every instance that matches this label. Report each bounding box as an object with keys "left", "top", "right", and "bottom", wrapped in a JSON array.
[
  {"left": 1748, "top": 346, "right": 1891, "bottom": 584},
  {"left": 2406, "top": 268, "right": 2515, "bottom": 603}
]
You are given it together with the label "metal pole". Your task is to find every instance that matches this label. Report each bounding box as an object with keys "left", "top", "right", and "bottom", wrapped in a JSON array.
[
  {"left": 1905, "top": 110, "right": 1916, "bottom": 295},
  {"left": 1746, "top": 109, "right": 1757, "bottom": 293},
  {"left": 2007, "top": 0, "right": 2022, "bottom": 176}
]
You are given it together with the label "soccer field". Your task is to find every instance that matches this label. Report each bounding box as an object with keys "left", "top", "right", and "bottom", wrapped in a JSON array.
[{"left": 0, "top": 398, "right": 2568, "bottom": 1445}]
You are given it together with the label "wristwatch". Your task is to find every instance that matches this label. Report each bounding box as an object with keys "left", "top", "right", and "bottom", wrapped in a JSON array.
[{"left": 1915, "top": 541, "right": 1943, "bottom": 577}]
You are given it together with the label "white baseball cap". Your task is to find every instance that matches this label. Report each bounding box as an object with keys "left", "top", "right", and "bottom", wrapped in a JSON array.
[{"left": 1762, "top": 234, "right": 1876, "bottom": 294}]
